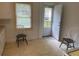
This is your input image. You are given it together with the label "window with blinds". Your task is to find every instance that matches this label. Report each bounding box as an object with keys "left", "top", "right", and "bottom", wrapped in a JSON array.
[{"left": 16, "top": 3, "right": 31, "bottom": 28}]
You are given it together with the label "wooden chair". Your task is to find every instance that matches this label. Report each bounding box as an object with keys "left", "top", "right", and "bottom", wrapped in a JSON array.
[
  {"left": 16, "top": 33, "right": 28, "bottom": 47},
  {"left": 59, "top": 38, "right": 75, "bottom": 50}
]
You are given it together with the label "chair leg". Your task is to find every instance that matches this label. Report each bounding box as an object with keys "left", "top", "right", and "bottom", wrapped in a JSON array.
[
  {"left": 66, "top": 43, "right": 69, "bottom": 50},
  {"left": 73, "top": 43, "right": 75, "bottom": 48},
  {"left": 59, "top": 42, "right": 63, "bottom": 48}
]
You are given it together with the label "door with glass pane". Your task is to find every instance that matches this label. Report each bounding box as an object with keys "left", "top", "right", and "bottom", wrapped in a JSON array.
[{"left": 43, "top": 7, "right": 52, "bottom": 36}]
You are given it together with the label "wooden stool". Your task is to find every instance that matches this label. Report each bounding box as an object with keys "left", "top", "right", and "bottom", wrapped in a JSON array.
[{"left": 16, "top": 33, "right": 28, "bottom": 47}]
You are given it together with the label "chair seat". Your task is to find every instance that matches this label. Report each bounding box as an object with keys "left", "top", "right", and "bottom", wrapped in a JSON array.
[{"left": 63, "top": 38, "right": 74, "bottom": 43}]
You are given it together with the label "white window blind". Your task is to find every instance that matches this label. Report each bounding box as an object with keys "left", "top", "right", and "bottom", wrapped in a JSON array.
[{"left": 16, "top": 3, "right": 31, "bottom": 28}]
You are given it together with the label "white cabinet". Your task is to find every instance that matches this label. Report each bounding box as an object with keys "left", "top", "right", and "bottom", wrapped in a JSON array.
[{"left": 0, "top": 27, "right": 5, "bottom": 55}]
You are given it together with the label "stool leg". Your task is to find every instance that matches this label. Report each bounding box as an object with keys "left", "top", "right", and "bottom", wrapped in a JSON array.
[
  {"left": 16, "top": 39, "right": 19, "bottom": 47},
  {"left": 23, "top": 37, "right": 24, "bottom": 41},
  {"left": 25, "top": 39, "right": 28, "bottom": 45},
  {"left": 24, "top": 37, "right": 28, "bottom": 45}
]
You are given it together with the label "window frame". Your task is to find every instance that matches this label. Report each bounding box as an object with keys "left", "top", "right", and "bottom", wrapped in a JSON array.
[{"left": 15, "top": 2, "right": 33, "bottom": 29}]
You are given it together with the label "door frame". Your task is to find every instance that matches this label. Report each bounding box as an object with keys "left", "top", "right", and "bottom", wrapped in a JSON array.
[
  {"left": 58, "top": 4, "right": 63, "bottom": 41},
  {"left": 42, "top": 5, "right": 54, "bottom": 37},
  {"left": 52, "top": 4, "right": 63, "bottom": 41}
]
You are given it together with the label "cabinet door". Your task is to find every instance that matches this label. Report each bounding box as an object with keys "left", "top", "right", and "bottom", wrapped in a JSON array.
[
  {"left": 0, "top": 29, "right": 5, "bottom": 55},
  {"left": 0, "top": 34, "right": 3, "bottom": 55}
]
